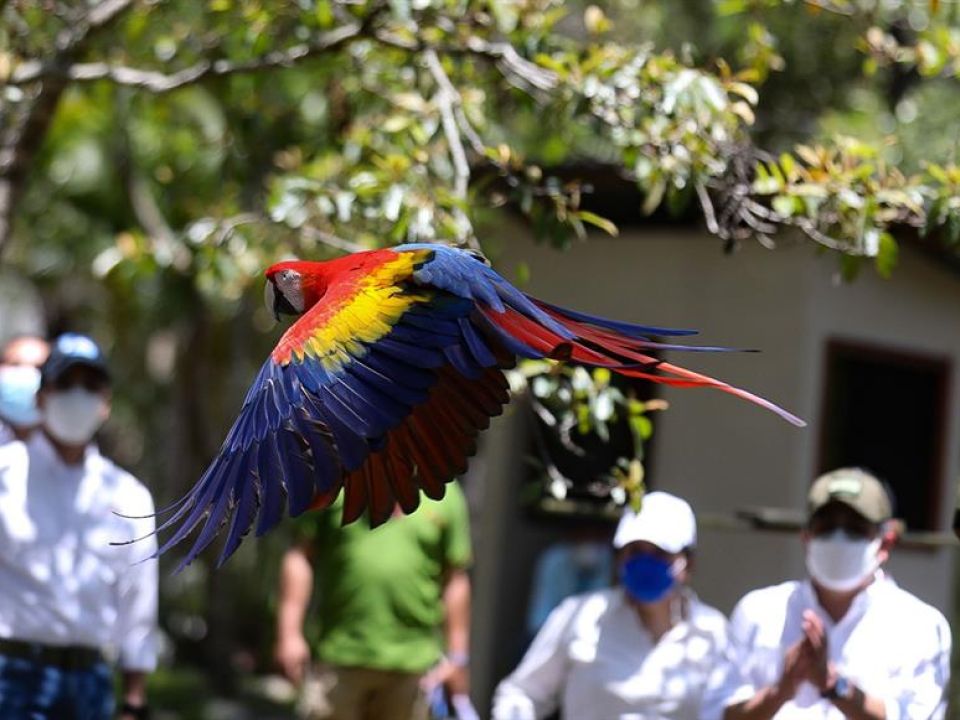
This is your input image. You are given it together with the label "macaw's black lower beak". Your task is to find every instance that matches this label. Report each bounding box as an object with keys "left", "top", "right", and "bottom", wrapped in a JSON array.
[
  {"left": 264, "top": 279, "right": 298, "bottom": 321},
  {"left": 274, "top": 293, "right": 298, "bottom": 319}
]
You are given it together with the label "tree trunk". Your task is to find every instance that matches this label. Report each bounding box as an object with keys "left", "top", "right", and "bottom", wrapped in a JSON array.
[
  {"left": 0, "top": 0, "right": 136, "bottom": 258},
  {"left": 0, "top": 79, "right": 69, "bottom": 257}
]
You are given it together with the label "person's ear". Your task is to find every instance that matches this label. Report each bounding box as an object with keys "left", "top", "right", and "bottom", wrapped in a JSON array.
[
  {"left": 676, "top": 554, "right": 692, "bottom": 584},
  {"left": 98, "top": 390, "right": 112, "bottom": 422},
  {"left": 879, "top": 520, "right": 900, "bottom": 555}
]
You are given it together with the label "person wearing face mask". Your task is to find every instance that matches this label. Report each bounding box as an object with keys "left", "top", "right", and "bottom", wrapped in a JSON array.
[
  {"left": 724, "top": 468, "right": 951, "bottom": 720},
  {"left": 492, "top": 492, "right": 752, "bottom": 720},
  {"left": 0, "top": 335, "right": 50, "bottom": 445},
  {"left": 0, "top": 333, "right": 158, "bottom": 720}
]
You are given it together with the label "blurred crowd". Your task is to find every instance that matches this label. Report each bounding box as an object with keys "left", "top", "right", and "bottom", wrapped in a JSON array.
[{"left": 0, "top": 332, "right": 952, "bottom": 719}]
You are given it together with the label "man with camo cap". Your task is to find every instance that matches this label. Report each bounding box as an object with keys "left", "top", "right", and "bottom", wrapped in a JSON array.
[{"left": 725, "top": 468, "right": 951, "bottom": 720}]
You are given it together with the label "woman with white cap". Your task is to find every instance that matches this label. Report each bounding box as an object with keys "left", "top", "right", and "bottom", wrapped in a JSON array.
[{"left": 492, "top": 491, "right": 750, "bottom": 720}]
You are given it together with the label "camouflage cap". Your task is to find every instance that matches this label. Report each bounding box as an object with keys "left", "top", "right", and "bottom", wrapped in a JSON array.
[{"left": 807, "top": 467, "right": 893, "bottom": 524}]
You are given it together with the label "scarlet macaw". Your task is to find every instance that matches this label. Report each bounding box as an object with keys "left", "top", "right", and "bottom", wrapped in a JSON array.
[{"left": 155, "top": 243, "right": 803, "bottom": 569}]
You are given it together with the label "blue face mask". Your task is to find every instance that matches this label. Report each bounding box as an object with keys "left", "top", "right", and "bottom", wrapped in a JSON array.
[
  {"left": 621, "top": 553, "right": 683, "bottom": 604},
  {"left": 0, "top": 365, "right": 42, "bottom": 428}
]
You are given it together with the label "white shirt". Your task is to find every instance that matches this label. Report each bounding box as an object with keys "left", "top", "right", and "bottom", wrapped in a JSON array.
[
  {"left": 492, "top": 587, "right": 751, "bottom": 720},
  {"left": 730, "top": 575, "right": 951, "bottom": 719},
  {"left": 0, "top": 421, "right": 14, "bottom": 446},
  {"left": 0, "top": 433, "right": 159, "bottom": 671}
]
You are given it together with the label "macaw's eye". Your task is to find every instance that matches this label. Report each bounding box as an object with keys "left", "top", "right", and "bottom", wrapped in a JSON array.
[{"left": 278, "top": 269, "right": 301, "bottom": 285}]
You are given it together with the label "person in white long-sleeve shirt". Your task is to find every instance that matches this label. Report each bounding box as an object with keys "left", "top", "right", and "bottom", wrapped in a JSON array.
[
  {"left": 724, "top": 468, "right": 951, "bottom": 720},
  {"left": 492, "top": 492, "right": 751, "bottom": 720},
  {"left": 0, "top": 333, "right": 158, "bottom": 720}
]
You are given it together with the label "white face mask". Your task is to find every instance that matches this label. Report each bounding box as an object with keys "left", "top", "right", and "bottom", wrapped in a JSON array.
[
  {"left": 806, "top": 530, "right": 882, "bottom": 593},
  {"left": 43, "top": 388, "right": 107, "bottom": 446},
  {"left": 0, "top": 365, "right": 41, "bottom": 428}
]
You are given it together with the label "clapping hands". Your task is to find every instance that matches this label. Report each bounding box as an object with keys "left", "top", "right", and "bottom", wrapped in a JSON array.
[{"left": 777, "top": 610, "right": 836, "bottom": 697}]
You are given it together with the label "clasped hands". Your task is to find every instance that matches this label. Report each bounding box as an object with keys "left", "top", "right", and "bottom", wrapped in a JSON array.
[{"left": 778, "top": 609, "right": 837, "bottom": 698}]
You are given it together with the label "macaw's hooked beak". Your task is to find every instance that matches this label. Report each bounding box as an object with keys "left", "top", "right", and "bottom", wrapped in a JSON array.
[
  {"left": 264, "top": 280, "right": 279, "bottom": 322},
  {"left": 264, "top": 279, "right": 299, "bottom": 322}
]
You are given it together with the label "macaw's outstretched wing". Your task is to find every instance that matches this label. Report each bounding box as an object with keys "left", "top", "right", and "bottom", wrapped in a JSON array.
[
  {"left": 154, "top": 243, "right": 802, "bottom": 571},
  {"left": 154, "top": 247, "right": 515, "bottom": 571}
]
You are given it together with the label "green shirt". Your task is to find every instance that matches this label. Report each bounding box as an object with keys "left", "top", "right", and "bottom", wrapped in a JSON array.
[{"left": 302, "top": 482, "right": 472, "bottom": 673}]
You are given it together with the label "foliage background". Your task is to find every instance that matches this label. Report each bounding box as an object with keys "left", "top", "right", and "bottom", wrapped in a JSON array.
[{"left": 2, "top": 0, "right": 959, "bottom": 712}]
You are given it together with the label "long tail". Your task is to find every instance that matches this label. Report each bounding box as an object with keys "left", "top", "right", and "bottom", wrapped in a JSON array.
[{"left": 479, "top": 296, "right": 806, "bottom": 427}]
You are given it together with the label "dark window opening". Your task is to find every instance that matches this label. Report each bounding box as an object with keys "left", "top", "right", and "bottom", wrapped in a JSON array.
[
  {"left": 819, "top": 339, "right": 950, "bottom": 532},
  {"left": 522, "top": 366, "right": 659, "bottom": 516}
]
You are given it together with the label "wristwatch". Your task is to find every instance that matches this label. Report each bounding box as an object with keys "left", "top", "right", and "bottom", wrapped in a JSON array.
[
  {"left": 821, "top": 674, "right": 851, "bottom": 700},
  {"left": 822, "top": 674, "right": 864, "bottom": 708}
]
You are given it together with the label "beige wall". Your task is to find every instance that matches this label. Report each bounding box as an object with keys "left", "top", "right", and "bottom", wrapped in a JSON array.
[{"left": 476, "top": 226, "right": 959, "bottom": 636}]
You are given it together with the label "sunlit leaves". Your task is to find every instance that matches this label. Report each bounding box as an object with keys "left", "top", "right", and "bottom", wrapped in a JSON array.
[
  {"left": 749, "top": 138, "right": 955, "bottom": 269},
  {"left": 535, "top": 44, "right": 754, "bottom": 216},
  {"left": 509, "top": 359, "right": 666, "bottom": 507}
]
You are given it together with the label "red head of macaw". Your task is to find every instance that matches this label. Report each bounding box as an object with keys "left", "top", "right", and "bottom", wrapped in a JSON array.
[{"left": 145, "top": 243, "right": 804, "bottom": 571}]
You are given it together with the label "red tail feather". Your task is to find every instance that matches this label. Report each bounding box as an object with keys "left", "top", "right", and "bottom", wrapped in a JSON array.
[{"left": 483, "top": 304, "right": 806, "bottom": 427}]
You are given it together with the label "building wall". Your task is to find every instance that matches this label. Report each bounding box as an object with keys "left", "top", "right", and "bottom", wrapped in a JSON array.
[{"left": 471, "top": 227, "right": 960, "bottom": 708}]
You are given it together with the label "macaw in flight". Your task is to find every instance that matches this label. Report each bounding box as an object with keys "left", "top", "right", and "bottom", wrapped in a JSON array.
[{"left": 152, "top": 243, "right": 803, "bottom": 570}]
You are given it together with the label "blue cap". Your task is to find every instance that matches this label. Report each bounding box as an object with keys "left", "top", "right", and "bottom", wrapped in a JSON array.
[{"left": 40, "top": 333, "right": 110, "bottom": 386}]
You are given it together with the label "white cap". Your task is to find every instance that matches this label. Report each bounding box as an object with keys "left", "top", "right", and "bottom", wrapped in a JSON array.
[{"left": 613, "top": 491, "right": 697, "bottom": 553}]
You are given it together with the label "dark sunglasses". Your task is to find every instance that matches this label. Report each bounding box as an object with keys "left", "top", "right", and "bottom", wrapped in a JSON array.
[
  {"left": 808, "top": 516, "right": 876, "bottom": 539},
  {"left": 51, "top": 375, "right": 109, "bottom": 393}
]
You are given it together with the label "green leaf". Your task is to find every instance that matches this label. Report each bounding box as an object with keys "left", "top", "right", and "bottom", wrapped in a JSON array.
[
  {"left": 630, "top": 414, "right": 653, "bottom": 441},
  {"left": 840, "top": 254, "right": 863, "bottom": 282},
  {"left": 779, "top": 153, "right": 796, "bottom": 181},
  {"left": 592, "top": 367, "right": 611, "bottom": 386},
  {"left": 767, "top": 161, "right": 786, "bottom": 186},
  {"left": 388, "top": 0, "right": 410, "bottom": 21},
  {"left": 570, "top": 215, "right": 587, "bottom": 240},
  {"left": 728, "top": 82, "right": 759, "bottom": 105},
  {"left": 716, "top": 0, "right": 748, "bottom": 15},
  {"left": 949, "top": 211, "right": 960, "bottom": 245},
  {"left": 876, "top": 232, "right": 898, "bottom": 278},
  {"left": 315, "top": 0, "right": 334, "bottom": 27},
  {"left": 642, "top": 179, "right": 667, "bottom": 215},
  {"left": 490, "top": 0, "right": 519, "bottom": 33},
  {"left": 577, "top": 210, "right": 619, "bottom": 236},
  {"left": 927, "top": 164, "right": 950, "bottom": 184},
  {"left": 922, "top": 197, "right": 944, "bottom": 237},
  {"left": 514, "top": 261, "right": 530, "bottom": 286},
  {"left": 772, "top": 195, "right": 796, "bottom": 217},
  {"left": 584, "top": 6, "right": 612, "bottom": 35}
]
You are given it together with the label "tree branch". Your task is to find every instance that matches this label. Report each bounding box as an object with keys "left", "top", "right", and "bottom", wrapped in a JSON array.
[
  {"left": 423, "top": 48, "right": 480, "bottom": 251},
  {"left": 460, "top": 36, "right": 558, "bottom": 92},
  {"left": 300, "top": 225, "right": 368, "bottom": 254},
  {"left": 374, "top": 30, "right": 558, "bottom": 94},
  {"left": 128, "top": 171, "right": 195, "bottom": 270},
  {"left": 802, "top": 0, "right": 856, "bottom": 17},
  {"left": 741, "top": 197, "right": 865, "bottom": 255},
  {"left": 695, "top": 181, "right": 720, "bottom": 236},
  {"left": 10, "top": 21, "right": 367, "bottom": 90},
  {"left": 425, "top": 50, "right": 469, "bottom": 200},
  {"left": 52, "top": 0, "right": 137, "bottom": 52},
  {"left": 211, "top": 213, "right": 260, "bottom": 247}
]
